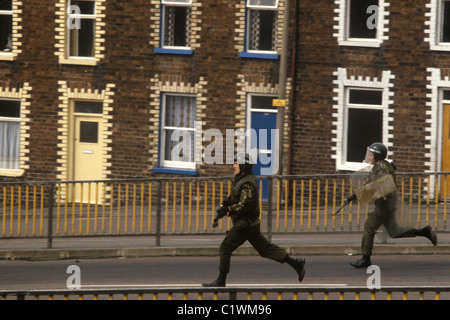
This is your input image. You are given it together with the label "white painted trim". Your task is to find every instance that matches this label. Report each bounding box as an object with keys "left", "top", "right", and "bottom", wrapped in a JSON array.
[
  {"left": 333, "top": 0, "right": 390, "bottom": 47},
  {"left": 332, "top": 68, "right": 395, "bottom": 171}
]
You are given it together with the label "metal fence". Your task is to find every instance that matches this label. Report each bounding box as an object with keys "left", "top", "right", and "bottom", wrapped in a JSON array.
[
  {"left": 1, "top": 285, "right": 449, "bottom": 300},
  {"left": 0, "top": 172, "right": 449, "bottom": 248}
]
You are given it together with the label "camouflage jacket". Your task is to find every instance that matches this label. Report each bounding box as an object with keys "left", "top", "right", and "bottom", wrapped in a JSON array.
[
  {"left": 369, "top": 160, "right": 396, "bottom": 184},
  {"left": 228, "top": 173, "right": 260, "bottom": 223}
]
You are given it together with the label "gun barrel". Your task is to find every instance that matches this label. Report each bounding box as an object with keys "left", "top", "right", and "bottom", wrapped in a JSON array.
[{"left": 332, "top": 201, "right": 349, "bottom": 216}]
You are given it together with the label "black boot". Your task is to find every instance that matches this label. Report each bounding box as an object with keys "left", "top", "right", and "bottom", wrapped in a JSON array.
[
  {"left": 285, "top": 256, "right": 306, "bottom": 282},
  {"left": 349, "top": 255, "right": 371, "bottom": 268},
  {"left": 202, "top": 272, "right": 226, "bottom": 287},
  {"left": 417, "top": 225, "right": 437, "bottom": 246}
]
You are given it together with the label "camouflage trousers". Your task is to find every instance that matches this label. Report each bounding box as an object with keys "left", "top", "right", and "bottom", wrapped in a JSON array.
[
  {"left": 361, "top": 208, "right": 418, "bottom": 256},
  {"left": 218, "top": 220, "right": 288, "bottom": 274}
]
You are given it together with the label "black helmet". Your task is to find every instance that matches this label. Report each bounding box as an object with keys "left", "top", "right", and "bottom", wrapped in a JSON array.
[
  {"left": 368, "top": 142, "right": 387, "bottom": 161},
  {"left": 235, "top": 152, "right": 254, "bottom": 173}
]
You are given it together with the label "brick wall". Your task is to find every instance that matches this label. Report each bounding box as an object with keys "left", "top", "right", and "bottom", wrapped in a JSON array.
[
  {"left": 291, "top": 0, "right": 450, "bottom": 174},
  {"left": 1, "top": 0, "right": 448, "bottom": 183},
  {"left": 0, "top": 0, "right": 286, "bottom": 182}
]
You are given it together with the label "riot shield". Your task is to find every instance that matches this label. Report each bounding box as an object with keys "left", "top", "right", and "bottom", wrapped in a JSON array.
[{"left": 355, "top": 174, "right": 397, "bottom": 205}]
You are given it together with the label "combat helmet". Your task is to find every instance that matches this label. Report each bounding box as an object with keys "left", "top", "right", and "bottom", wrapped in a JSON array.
[{"left": 368, "top": 142, "right": 387, "bottom": 161}]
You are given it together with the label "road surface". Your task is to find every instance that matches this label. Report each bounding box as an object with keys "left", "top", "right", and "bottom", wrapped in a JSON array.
[{"left": 1, "top": 254, "right": 449, "bottom": 290}]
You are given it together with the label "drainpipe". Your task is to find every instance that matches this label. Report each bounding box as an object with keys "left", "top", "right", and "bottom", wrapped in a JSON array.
[
  {"left": 275, "top": 0, "right": 290, "bottom": 176},
  {"left": 287, "top": 0, "right": 298, "bottom": 176}
]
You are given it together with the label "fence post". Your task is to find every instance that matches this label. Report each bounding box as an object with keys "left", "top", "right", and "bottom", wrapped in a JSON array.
[
  {"left": 156, "top": 180, "right": 162, "bottom": 247},
  {"left": 267, "top": 177, "right": 273, "bottom": 243},
  {"left": 47, "top": 184, "right": 55, "bottom": 249}
]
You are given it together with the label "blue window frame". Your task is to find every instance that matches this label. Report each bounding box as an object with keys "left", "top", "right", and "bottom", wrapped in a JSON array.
[
  {"left": 155, "top": 0, "right": 193, "bottom": 55},
  {"left": 240, "top": 0, "right": 279, "bottom": 60}
]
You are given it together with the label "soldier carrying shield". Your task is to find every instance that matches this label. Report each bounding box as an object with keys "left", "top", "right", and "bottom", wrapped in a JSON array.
[{"left": 344, "top": 142, "right": 437, "bottom": 268}]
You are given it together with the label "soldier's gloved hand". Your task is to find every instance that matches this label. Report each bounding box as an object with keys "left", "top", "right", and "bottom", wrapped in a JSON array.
[
  {"left": 212, "top": 206, "right": 228, "bottom": 228},
  {"left": 346, "top": 193, "right": 357, "bottom": 203}
]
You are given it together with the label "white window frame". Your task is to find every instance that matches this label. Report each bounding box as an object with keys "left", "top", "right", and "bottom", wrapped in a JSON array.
[
  {"left": 344, "top": 88, "right": 384, "bottom": 166},
  {"left": 334, "top": 0, "right": 389, "bottom": 48},
  {"left": 426, "top": 0, "right": 450, "bottom": 51},
  {"left": 437, "top": 0, "right": 450, "bottom": 45},
  {"left": 161, "top": 1, "right": 192, "bottom": 50},
  {"left": 0, "top": 99, "right": 21, "bottom": 171},
  {"left": 245, "top": 0, "right": 278, "bottom": 54},
  {"left": 333, "top": 68, "right": 394, "bottom": 171},
  {"left": 160, "top": 93, "right": 196, "bottom": 169},
  {"left": 67, "top": 0, "right": 96, "bottom": 59}
]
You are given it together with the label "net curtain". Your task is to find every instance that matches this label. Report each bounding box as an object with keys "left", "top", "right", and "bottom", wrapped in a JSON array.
[{"left": 0, "top": 120, "right": 20, "bottom": 169}]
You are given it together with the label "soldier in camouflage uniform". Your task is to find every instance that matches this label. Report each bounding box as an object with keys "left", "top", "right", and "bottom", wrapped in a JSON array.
[
  {"left": 348, "top": 143, "right": 438, "bottom": 268},
  {"left": 202, "top": 153, "right": 306, "bottom": 287}
]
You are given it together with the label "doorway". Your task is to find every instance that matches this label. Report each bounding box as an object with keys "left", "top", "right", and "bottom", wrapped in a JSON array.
[
  {"left": 70, "top": 101, "right": 104, "bottom": 203},
  {"left": 247, "top": 95, "right": 277, "bottom": 202}
]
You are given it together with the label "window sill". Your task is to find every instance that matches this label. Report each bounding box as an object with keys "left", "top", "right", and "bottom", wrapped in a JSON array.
[
  {"left": 239, "top": 52, "right": 279, "bottom": 60},
  {"left": 338, "top": 39, "right": 381, "bottom": 48},
  {"left": 0, "top": 52, "right": 14, "bottom": 61},
  {"left": 429, "top": 44, "right": 450, "bottom": 52},
  {"left": 153, "top": 167, "right": 198, "bottom": 176},
  {"left": 59, "top": 57, "right": 97, "bottom": 66},
  {"left": 154, "top": 48, "right": 193, "bottom": 55},
  {"left": 0, "top": 169, "right": 25, "bottom": 177}
]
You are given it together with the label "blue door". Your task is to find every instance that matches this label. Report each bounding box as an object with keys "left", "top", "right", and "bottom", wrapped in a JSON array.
[{"left": 250, "top": 109, "right": 277, "bottom": 202}]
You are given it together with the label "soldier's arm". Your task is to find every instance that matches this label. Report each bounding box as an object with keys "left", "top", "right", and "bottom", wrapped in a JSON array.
[{"left": 228, "top": 183, "right": 254, "bottom": 216}]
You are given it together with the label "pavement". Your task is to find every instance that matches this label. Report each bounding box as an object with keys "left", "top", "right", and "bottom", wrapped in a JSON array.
[{"left": 0, "top": 231, "right": 448, "bottom": 261}]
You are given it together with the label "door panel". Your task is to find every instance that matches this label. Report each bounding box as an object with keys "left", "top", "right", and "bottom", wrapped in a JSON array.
[
  {"left": 250, "top": 110, "right": 277, "bottom": 202},
  {"left": 72, "top": 115, "right": 103, "bottom": 203}
]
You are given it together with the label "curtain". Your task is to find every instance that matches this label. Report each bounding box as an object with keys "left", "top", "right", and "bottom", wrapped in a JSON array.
[
  {"left": 0, "top": 120, "right": 20, "bottom": 169},
  {"left": 163, "top": 95, "right": 196, "bottom": 163}
]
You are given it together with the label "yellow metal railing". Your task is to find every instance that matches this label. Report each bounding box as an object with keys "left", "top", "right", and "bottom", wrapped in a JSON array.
[
  {"left": 0, "top": 173, "right": 449, "bottom": 246},
  {"left": 1, "top": 286, "right": 449, "bottom": 300}
]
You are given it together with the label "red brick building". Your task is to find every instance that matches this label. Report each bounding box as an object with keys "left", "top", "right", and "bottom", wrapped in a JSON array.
[{"left": 0, "top": 0, "right": 449, "bottom": 196}]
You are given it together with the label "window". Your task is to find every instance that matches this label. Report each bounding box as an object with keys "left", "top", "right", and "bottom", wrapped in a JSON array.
[
  {"left": 67, "top": 0, "right": 96, "bottom": 58},
  {"left": 439, "top": 0, "right": 450, "bottom": 44},
  {"left": 0, "top": 0, "right": 12, "bottom": 52},
  {"left": 56, "top": 0, "right": 106, "bottom": 65},
  {"left": 333, "top": 68, "right": 394, "bottom": 171},
  {"left": 245, "top": 0, "right": 278, "bottom": 53},
  {"left": 161, "top": 0, "right": 192, "bottom": 50},
  {"left": 0, "top": 99, "right": 20, "bottom": 170},
  {"left": 347, "top": 0, "right": 378, "bottom": 39},
  {"left": 346, "top": 89, "right": 383, "bottom": 163},
  {"left": 75, "top": 100, "right": 103, "bottom": 114},
  {"left": 334, "top": 0, "right": 388, "bottom": 47},
  {"left": 160, "top": 94, "right": 196, "bottom": 169},
  {"left": 425, "top": 0, "right": 450, "bottom": 50}
]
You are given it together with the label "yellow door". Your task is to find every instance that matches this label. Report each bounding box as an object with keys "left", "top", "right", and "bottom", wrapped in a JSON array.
[
  {"left": 442, "top": 104, "right": 450, "bottom": 197},
  {"left": 73, "top": 115, "right": 103, "bottom": 203}
]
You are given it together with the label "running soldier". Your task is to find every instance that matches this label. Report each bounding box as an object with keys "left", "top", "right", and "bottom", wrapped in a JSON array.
[
  {"left": 347, "top": 143, "right": 437, "bottom": 268},
  {"left": 202, "top": 153, "right": 306, "bottom": 287}
]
